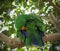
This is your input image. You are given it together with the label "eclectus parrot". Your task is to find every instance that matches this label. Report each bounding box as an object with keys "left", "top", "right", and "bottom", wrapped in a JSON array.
[{"left": 15, "top": 14, "right": 45, "bottom": 47}]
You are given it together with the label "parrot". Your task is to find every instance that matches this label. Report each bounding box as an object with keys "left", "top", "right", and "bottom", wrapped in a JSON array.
[{"left": 14, "top": 14, "right": 45, "bottom": 47}]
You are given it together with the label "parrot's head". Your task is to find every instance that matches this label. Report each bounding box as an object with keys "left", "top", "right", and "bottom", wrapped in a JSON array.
[
  {"left": 14, "top": 14, "right": 45, "bottom": 31},
  {"left": 15, "top": 14, "right": 27, "bottom": 31}
]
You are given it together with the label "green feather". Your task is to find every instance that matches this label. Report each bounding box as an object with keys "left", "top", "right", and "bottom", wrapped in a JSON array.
[
  {"left": 15, "top": 14, "right": 27, "bottom": 30},
  {"left": 15, "top": 14, "right": 46, "bottom": 46},
  {"left": 15, "top": 14, "right": 45, "bottom": 31}
]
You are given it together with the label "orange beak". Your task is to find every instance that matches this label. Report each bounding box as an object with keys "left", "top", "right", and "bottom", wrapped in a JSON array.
[{"left": 21, "top": 26, "right": 26, "bottom": 31}]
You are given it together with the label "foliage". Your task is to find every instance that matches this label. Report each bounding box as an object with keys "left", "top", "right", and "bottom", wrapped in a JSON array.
[{"left": 0, "top": 0, "right": 60, "bottom": 51}]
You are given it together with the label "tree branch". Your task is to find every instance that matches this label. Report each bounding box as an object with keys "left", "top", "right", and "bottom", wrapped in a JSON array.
[
  {"left": 0, "top": 33, "right": 60, "bottom": 48},
  {"left": 0, "top": 33, "right": 11, "bottom": 45},
  {"left": 43, "top": 33, "right": 60, "bottom": 42},
  {"left": 49, "top": 12, "right": 60, "bottom": 32},
  {"left": 0, "top": 33, "right": 24, "bottom": 49},
  {"left": 48, "top": 0, "right": 60, "bottom": 13}
]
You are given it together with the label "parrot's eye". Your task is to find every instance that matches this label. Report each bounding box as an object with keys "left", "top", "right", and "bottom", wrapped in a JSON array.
[{"left": 21, "top": 26, "right": 26, "bottom": 31}]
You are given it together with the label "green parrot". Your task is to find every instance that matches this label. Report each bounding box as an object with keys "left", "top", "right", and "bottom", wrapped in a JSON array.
[{"left": 14, "top": 14, "right": 45, "bottom": 47}]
